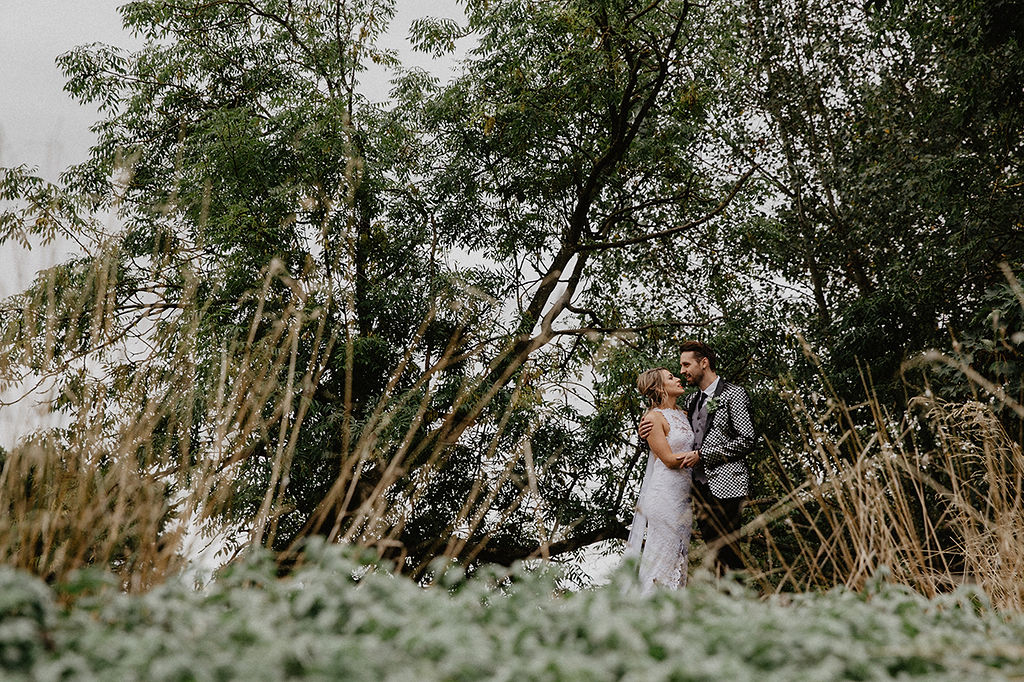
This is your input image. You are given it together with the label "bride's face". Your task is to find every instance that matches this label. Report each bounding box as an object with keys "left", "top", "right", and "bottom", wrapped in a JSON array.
[{"left": 661, "top": 369, "right": 685, "bottom": 397}]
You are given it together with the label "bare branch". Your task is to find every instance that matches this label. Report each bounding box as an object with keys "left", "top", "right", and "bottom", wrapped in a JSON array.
[{"left": 577, "top": 166, "right": 755, "bottom": 252}]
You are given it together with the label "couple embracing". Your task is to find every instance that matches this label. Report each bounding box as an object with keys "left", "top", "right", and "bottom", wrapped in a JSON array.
[{"left": 625, "top": 341, "right": 756, "bottom": 593}]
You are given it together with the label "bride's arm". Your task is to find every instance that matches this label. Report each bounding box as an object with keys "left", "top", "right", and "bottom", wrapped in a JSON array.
[{"left": 643, "top": 413, "right": 683, "bottom": 468}]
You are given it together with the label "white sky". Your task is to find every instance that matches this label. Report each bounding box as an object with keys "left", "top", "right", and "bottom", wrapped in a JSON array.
[
  {"left": 0, "top": 0, "right": 462, "bottom": 181},
  {"left": 0, "top": 0, "right": 464, "bottom": 444}
]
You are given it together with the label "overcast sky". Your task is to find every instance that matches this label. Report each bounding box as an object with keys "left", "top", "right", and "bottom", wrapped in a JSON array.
[
  {"left": 0, "top": 0, "right": 463, "bottom": 442},
  {"left": 1, "top": 0, "right": 462, "bottom": 179},
  {"left": 0, "top": 0, "right": 462, "bottom": 288}
]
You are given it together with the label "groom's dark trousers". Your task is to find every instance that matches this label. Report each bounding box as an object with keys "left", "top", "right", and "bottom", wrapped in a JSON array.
[
  {"left": 692, "top": 480, "right": 745, "bottom": 574},
  {"left": 688, "top": 377, "right": 755, "bottom": 575}
]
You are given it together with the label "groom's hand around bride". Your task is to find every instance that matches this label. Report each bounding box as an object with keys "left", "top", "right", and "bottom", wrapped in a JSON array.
[{"left": 638, "top": 414, "right": 654, "bottom": 440}]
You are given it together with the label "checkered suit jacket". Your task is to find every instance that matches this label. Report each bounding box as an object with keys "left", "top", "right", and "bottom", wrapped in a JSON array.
[{"left": 688, "top": 379, "right": 756, "bottom": 499}]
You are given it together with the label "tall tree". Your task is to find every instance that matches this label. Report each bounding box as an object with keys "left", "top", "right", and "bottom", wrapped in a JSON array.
[
  {"left": 1, "top": 0, "right": 761, "bottom": 574},
  {"left": 709, "top": 0, "right": 1024, "bottom": 405}
]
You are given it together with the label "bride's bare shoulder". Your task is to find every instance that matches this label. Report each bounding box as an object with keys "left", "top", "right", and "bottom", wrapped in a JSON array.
[{"left": 642, "top": 409, "right": 668, "bottom": 425}]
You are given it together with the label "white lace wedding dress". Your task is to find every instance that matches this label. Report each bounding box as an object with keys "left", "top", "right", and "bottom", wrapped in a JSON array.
[{"left": 625, "top": 408, "right": 694, "bottom": 593}]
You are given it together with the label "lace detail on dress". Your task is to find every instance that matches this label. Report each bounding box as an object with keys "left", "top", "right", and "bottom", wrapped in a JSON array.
[{"left": 625, "top": 408, "right": 694, "bottom": 593}]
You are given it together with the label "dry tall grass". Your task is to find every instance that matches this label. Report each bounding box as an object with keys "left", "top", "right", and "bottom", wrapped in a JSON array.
[
  {"left": 740, "top": 362, "right": 1024, "bottom": 610},
  {"left": 2, "top": 234, "right": 1022, "bottom": 612},
  {"left": 0, "top": 248, "right": 304, "bottom": 589},
  {"left": 0, "top": 239, "right": 541, "bottom": 589}
]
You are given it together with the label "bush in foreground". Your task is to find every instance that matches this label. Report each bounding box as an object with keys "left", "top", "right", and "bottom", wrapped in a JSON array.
[{"left": 3, "top": 542, "right": 1024, "bottom": 681}]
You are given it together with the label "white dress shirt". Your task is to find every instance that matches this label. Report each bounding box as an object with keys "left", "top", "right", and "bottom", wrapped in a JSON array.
[{"left": 702, "top": 377, "right": 720, "bottom": 403}]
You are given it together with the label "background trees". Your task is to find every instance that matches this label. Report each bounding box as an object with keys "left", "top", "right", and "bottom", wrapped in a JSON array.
[
  {"left": 713, "top": 0, "right": 1023, "bottom": 406},
  {"left": 0, "top": 0, "right": 1020, "bottom": 584}
]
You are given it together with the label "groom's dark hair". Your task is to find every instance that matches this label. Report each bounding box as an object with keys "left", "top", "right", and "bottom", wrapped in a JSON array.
[{"left": 679, "top": 340, "right": 717, "bottom": 371}]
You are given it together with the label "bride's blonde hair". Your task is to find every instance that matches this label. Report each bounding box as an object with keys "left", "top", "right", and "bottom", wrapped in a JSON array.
[{"left": 637, "top": 368, "right": 670, "bottom": 408}]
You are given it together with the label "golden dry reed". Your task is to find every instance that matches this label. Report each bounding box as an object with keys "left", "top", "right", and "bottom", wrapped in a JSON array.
[
  {"left": 1, "top": 231, "right": 1022, "bottom": 612},
  {"left": 0, "top": 233, "right": 543, "bottom": 589},
  {"left": 737, "top": 347, "right": 1024, "bottom": 611}
]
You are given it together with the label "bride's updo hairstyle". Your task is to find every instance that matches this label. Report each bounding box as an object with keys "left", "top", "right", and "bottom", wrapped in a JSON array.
[{"left": 637, "top": 368, "right": 670, "bottom": 409}]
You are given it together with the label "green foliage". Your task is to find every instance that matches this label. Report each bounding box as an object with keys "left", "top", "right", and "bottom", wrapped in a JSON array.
[
  {"left": 2, "top": 0, "right": 1023, "bottom": 587},
  {"left": 2, "top": 0, "right": 773, "bottom": 575},
  {"left": 712, "top": 0, "right": 1024, "bottom": 405},
  {"left": 0, "top": 567, "right": 56, "bottom": 673},
  {"left": 3, "top": 544, "right": 1024, "bottom": 679}
]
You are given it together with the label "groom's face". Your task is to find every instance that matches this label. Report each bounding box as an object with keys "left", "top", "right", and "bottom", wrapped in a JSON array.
[{"left": 678, "top": 351, "right": 707, "bottom": 385}]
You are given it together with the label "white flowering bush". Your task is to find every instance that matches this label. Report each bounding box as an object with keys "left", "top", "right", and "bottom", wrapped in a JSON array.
[{"left": 3, "top": 541, "right": 1024, "bottom": 680}]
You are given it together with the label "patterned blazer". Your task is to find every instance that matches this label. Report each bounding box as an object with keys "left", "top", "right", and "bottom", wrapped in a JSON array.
[{"left": 688, "top": 379, "right": 756, "bottom": 499}]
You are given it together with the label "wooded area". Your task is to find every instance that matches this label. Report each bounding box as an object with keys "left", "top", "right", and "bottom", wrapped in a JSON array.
[{"left": 0, "top": 0, "right": 1021, "bottom": 593}]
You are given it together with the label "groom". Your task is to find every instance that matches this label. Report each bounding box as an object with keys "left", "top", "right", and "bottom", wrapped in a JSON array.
[{"left": 639, "top": 341, "right": 756, "bottom": 575}]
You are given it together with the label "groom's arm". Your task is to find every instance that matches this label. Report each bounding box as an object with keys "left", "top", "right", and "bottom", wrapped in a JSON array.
[{"left": 698, "top": 387, "right": 756, "bottom": 469}]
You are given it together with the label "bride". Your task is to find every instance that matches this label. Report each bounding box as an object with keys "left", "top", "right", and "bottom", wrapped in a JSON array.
[{"left": 625, "top": 368, "right": 698, "bottom": 592}]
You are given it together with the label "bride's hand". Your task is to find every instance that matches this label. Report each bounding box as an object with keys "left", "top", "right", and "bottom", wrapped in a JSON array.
[{"left": 678, "top": 450, "right": 700, "bottom": 468}]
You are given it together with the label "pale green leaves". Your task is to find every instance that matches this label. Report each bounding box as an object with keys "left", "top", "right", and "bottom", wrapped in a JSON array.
[
  {"left": 410, "top": 17, "right": 469, "bottom": 58},
  {"left": 0, "top": 167, "right": 93, "bottom": 249},
  {"left": 4, "top": 546, "right": 1024, "bottom": 679}
]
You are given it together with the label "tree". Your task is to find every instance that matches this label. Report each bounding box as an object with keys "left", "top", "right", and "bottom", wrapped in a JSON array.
[
  {"left": 695, "top": 0, "right": 1024, "bottom": 587},
  {"left": 711, "top": 0, "right": 1024, "bottom": 407},
  {"left": 11, "top": 0, "right": 1014, "bottom": 586},
  {"left": 1, "top": 0, "right": 763, "bottom": 577}
]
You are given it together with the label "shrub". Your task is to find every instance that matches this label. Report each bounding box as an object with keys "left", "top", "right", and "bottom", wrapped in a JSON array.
[{"left": 2, "top": 542, "right": 1024, "bottom": 680}]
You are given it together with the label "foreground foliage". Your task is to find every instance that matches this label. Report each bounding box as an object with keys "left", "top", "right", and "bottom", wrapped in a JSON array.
[{"left": 3, "top": 543, "right": 1024, "bottom": 681}]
